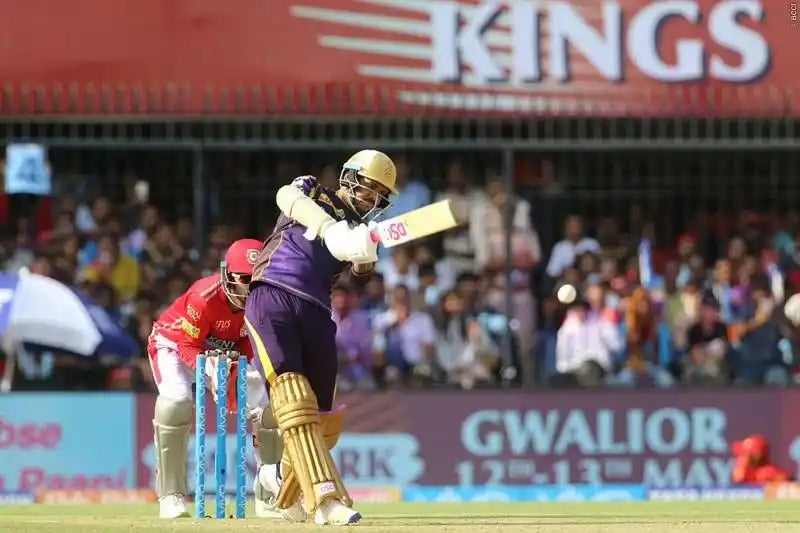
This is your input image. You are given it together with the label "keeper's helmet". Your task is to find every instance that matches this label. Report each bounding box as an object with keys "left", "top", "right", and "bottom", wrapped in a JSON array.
[
  {"left": 339, "top": 150, "right": 397, "bottom": 221},
  {"left": 220, "top": 238, "right": 261, "bottom": 310}
]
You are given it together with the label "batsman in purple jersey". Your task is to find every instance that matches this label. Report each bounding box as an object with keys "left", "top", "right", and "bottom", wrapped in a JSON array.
[{"left": 244, "top": 150, "right": 396, "bottom": 526}]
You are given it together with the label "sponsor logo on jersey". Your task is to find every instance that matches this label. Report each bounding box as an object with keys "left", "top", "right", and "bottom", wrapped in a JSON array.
[
  {"left": 186, "top": 304, "right": 201, "bottom": 322},
  {"left": 240, "top": 324, "right": 248, "bottom": 337},
  {"left": 317, "top": 192, "right": 346, "bottom": 219},
  {"left": 215, "top": 320, "right": 231, "bottom": 331},
  {"left": 181, "top": 318, "right": 200, "bottom": 339},
  {"left": 205, "top": 336, "right": 236, "bottom": 350}
]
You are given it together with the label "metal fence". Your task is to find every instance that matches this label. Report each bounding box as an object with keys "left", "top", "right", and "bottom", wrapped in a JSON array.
[{"left": 2, "top": 86, "right": 799, "bottom": 387}]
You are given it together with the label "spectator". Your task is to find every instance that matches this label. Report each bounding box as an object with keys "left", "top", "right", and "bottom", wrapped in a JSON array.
[
  {"left": 416, "top": 262, "right": 440, "bottom": 312},
  {"left": 555, "top": 299, "right": 623, "bottom": 384},
  {"left": 435, "top": 290, "right": 498, "bottom": 389},
  {"left": 81, "top": 233, "right": 140, "bottom": 303},
  {"left": 710, "top": 259, "right": 734, "bottom": 323},
  {"left": 436, "top": 159, "right": 484, "bottom": 277},
  {"left": 615, "top": 286, "right": 674, "bottom": 388},
  {"left": 546, "top": 215, "right": 600, "bottom": 280},
  {"left": 175, "top": 216, "right": 199, "bottom": 261},
  {"left": 28, "top": 250, "right": 54, "bottom": 278},
  {"left": 318, "top": 163, "right": 339, "bottom": 190},
  {"left": 75, "top": 196, "right": 111, "bottom": 236},
  {"left": 684, "top": 295, "right": 729, "bottom": 386},
  {"left": 373, "top": 284, "right": 437, "bottom": 387},
  {"left": 142, "top": 224, "right": 184, "bottom": 276},
  {"left": 361, "top": 273, "right": 388, "bottom": 319},
  {"left": 332, "top": 283, "right": 376, "bottom": 391},
  {"left": 378, "top": 245, "right": 419, "bottom": 292},
  {"left": 382, "top": 154, "right": 431, "bottom": 221},
  {"left": 470, "top": 170, "right": 541, "bottom": 380},
  {"left": 675, "top": 234, "right": 697, "bottom": 287},
  {"left": 126, "top": 204, "right": 159, "bottom": 259},
  {"left": 596, "top": 217, "right": 626, "bottom": 261},
  {"left": 731, "top": 275, "right": 785, "bottom": 385},
  {"left": 625, "top": 287, "right": 658, "bottom": 370}
]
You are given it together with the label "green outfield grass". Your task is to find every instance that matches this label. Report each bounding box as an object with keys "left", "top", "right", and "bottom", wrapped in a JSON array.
[{"left": 0, "top": 501, "right": 799, "bottom": 532}]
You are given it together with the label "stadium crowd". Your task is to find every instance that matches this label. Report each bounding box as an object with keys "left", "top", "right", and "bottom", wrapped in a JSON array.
[{"left": 0, "top": 155, "right": 798, "bottom": 392}]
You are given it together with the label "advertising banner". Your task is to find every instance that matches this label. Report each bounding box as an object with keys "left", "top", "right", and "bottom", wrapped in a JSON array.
[
  {"left": 0, "top": 0, "right": 795, "bottom": 116},
  {"left": 135, "top": 390, "right": 800, "bottom": 489},
  {"left": 0, "top": 393, "right": 135, "bottom": 492},
  {"left": 403, "top": 484, "right": 647, "bottom": 503}
]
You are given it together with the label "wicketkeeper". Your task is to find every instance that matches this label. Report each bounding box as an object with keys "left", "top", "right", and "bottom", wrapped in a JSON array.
[
  {"left": 147, "top": 239, "right": 284, "bottom": 519},
  {"left": 245, "top": 150, "right": 396, "bottom": 525}
]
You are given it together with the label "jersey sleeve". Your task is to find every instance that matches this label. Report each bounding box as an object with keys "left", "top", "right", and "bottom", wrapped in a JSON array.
[
  {"left": 175, "top": 293, "right": 212, "bottom": 366},
  {"left": 290, "top": 175, "right": 319, "bottom": 197}
]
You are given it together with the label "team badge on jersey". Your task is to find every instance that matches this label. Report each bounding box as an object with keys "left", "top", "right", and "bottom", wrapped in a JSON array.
[{"left": 246, "top": 249, "right": 258, "bottom": 265}]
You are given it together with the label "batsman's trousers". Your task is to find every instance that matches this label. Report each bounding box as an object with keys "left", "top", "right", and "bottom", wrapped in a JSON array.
[{"left": 244, "top": 282, "right": 337, "bottom": 411}]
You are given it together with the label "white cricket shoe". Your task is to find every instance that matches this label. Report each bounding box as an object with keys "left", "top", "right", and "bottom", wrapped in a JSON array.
[
  {"left": 257, "top": 464, "right": 307, "bottom": 522},
  {"left": 158, "top": 494, "right": 189, "bottom": 519},
  {"left": 253, "top": 465, "right": 282, "bottom": 519},
  {"left": 314, "top": 498, "right": 361, "bottom": 526}
]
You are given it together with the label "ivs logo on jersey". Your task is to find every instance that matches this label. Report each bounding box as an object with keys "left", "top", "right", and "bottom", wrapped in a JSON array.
[{"left": 215, "top": 320, "right": 231, "bottom": 331}]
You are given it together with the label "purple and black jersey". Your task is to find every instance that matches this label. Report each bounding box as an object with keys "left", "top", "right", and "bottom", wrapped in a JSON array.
[{"left": 251, "top": 176, "right": 361, "bottom": 310}]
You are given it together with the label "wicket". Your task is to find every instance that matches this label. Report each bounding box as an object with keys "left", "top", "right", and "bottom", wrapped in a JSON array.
[{"left": 194, "top": 350, "right": 248, "bottom": 519}]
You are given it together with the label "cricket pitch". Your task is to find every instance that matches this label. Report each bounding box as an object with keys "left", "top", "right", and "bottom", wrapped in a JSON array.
[{"left": 1, "top": 501, "right": 799, "bottom": 532}]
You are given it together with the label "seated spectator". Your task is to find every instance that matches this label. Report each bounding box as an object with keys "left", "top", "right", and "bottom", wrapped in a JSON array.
[
  {"left": 373, "top": 284, "right": 437, "bottom": 387},
  {"left": 683, "top": 295, "right": 729, "bottom": 386},
  {"left": 555, "top": 299, "right": 623, "bottom": 385},
  {"left": 332, "top": 283, "right": 376, "bottom": 392},
  {"left": 435, "top": 291, "right": 498, "bottom": 389},
  {"left": 81, "top": 233, "right": 140, "bottom": 303}
]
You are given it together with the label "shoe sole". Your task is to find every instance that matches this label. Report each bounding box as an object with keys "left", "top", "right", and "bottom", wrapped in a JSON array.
[{"left": 315, "top": 511, "right": 362, "bottom": 526}]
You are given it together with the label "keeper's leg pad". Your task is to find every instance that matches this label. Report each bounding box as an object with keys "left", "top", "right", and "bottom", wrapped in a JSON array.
[
  {"left": 152, "top": 396, "right": 193, "bottom": 497},
  {"left": 276, "top": 408, "right": 346, "bottom": 510},
  {"left": 270, "top": 373, "right": 350, "bottom": 513},
  {"left": 254, "top": 408, "right": 283, "bottom": 466}
]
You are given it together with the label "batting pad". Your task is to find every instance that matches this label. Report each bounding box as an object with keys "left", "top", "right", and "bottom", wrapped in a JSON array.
[
  {"left": 152, "top": 396, "right": 193, "bottom": 497},
  {"left": 276, "top": 408, "right": 346, "bottom": 509},
  {"left": 270, "top": 373, "right": 350, "bottom": 512},
  {"left": 255, "top": 408, "right": 283, "bottom": 466}
]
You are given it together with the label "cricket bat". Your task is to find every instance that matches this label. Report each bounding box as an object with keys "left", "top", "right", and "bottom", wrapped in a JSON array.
[{"left": 370, "top": 199, "right": 459, "bottom": 248}]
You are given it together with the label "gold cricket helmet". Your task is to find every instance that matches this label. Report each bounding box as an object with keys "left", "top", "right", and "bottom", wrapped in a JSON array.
[
  {"left": 342, "top": 150, "right": 398, "bottom": 195},
  {"left": 339, "top": 149, "right": 397, "bottom": 220}
]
